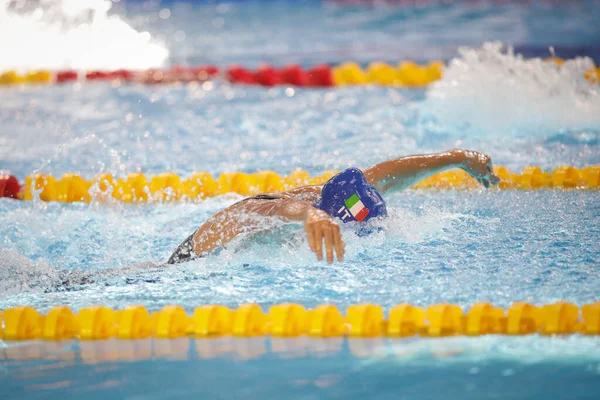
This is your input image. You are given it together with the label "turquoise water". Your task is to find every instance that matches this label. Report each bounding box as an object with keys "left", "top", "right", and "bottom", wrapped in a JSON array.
[
  {"left": 3, "top": 337, "right": 600, "bottom": 399},
  {"left": 1, "top": 190, "right": 599, "bottom": 310},
  {"left": 1, "top": 0, "right": 600, "bottom": 399}
]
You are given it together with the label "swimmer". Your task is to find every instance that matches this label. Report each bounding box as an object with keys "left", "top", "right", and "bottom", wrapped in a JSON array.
[{"left": 168, "top": 149, "right": 500, "bottom": 265}]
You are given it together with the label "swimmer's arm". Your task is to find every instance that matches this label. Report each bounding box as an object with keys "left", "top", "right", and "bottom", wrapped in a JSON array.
[
  {"left": 362, "top": 149, "right": 500, "bottom": 194},
  {"left": 191, "top": 198, "right": 344, "bottom": 263}
]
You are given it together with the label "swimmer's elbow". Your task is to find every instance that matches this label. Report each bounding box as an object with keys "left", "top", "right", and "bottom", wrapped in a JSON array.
[
  {"left": 275, "top": 199, "right": 312, "bottom": 221},
  {"left": 371, "top": 177, "right": 411, "bottom": 195}
]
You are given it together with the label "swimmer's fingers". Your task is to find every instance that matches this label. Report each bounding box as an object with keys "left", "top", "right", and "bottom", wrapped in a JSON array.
[
  {"left": 323, "top": 224, "right": 334, "bottom": 264},
  {"left": 313, "top": 224, "right": 324, "bottom": 261},
  {"left": 490, "top": 173, "right": 501, "bottom": 185},
  {"left": 476, "top": 175, "right": 498, "bottom": 189},
  {"left": 481, "top": 173, "right": 500, "bottom": 188},
  {"left": 304, "top": 208, "right": 343, "bottom": 263},
  {"left": 332, "top": 224, "right": 345, "bottom": 262},
  {"left": 307, "top": 225, "right": 323, "bottom": 261},
  {"left": 305, "top": 221, "right": 317, "bottom": 254},
  {"left": 484, "top": 161, "right": 500, "bottom": 186}
]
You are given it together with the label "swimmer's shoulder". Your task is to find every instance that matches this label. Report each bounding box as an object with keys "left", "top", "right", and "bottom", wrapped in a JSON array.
[
  {"left": 243, "top": 185, "right": 322, "bottom": 203},
  {"left": 279, "top": 185, "right": 323, "bottom": 202}
]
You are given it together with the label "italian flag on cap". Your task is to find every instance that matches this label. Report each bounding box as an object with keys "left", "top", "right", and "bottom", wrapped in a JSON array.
[{"left": 345, "top": 193, "right": 369, "bottom": 222}]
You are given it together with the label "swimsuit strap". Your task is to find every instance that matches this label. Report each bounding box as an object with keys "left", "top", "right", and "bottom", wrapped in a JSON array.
[{"left": 244, "top": 194, "right": 285, "bottom": 201}]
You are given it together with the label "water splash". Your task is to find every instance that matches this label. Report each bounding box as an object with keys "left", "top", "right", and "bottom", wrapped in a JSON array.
[
  {"left": 0, "top": 247, "right": 61, "bottom": 294},
  {"left": 426, "top": 42, "right": 600, "bottom": 136},
  {"left": 0, "top": 0, "right": 168, "bottom": 72},
  {"left": 0, "top": 200, "right": 465, "bottom": 297}
]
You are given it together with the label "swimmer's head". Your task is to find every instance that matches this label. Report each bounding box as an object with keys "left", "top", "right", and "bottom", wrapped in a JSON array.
[{"left": 314, "top": 167, "right": 387, "bottom": 223}]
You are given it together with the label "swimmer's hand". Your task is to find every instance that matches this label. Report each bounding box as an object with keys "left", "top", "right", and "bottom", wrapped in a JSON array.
[
  {"left": 455, "top": 149, "right": 501, "bottom": 188},
  {"left": 304, "top": 207, "right": 345, "bottom": 264}
]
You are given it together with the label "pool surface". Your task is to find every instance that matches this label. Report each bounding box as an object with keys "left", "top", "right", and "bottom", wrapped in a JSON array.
[{"left": 1, "top": 0, "right": 600, "bottom": 398}]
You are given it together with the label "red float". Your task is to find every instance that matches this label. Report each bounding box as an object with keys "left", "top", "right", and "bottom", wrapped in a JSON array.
[
  {"left": 227, "top": 66, "right": 256, "bottom": 84},
  {"left": 166, "top": 65, "right": 190, "bottom": 81},
  {"left": 308, "top": 64, "right": 334, "bottom": 87},
  {"left": 86, "top": 71, "right": 110, "bottom": 80},
  {"left": 161, "top": 65, "right": 220, "bottom": 82},
  {"left": 0, "top": 175, "right": 21, "bottom": 199},
  {"left": 109, "top": 69, "right": 135, "bottom": 81},
  {"left": 281, "top": 64, "right": 309, "bottom": 86},
  {"left": 191, "top": 65, "right": 219, "bottom": 78},
  {"left": 56, "top": 70, "right": 78, "bottom": 83},
  {"left": 254, "top": 65, "right": 281, "bottom": 87},
  {"left": 143, "top": 69, "right": 165, "bottom": 84},
  {"left": 20, "top": 64, "right": 335, "bottom": 87}
]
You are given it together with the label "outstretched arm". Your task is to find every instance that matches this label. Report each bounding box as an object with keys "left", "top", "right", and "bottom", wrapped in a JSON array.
[
  {"left": 191, "top": 197, "right": 344, "bottom": 263},
  {"left": 362, "top": 149, "right": 500, "bottom": 194}
]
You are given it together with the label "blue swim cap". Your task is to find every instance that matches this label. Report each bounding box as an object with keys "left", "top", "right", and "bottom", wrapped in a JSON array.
[{"left": 314, "top": 167, "right": 387, "bottom": 223}]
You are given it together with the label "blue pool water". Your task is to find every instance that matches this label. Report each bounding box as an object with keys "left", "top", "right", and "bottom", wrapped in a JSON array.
[
  {"left": 1, "top": 0, "right": 600, "bottom": 398},
  {"left": 3, "top": 336, "right": 600, "bottom": 399}
]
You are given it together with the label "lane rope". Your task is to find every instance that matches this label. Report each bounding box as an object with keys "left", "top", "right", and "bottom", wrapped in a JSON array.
[
  {"left": 1, "top": 165, "right": 598, "bottom": 203},
  {"left": 1, "top": 302, "right": 599, "bottom": 341},
  {"left": 0, "top": 58, "right": 597, "bottom": 88}
]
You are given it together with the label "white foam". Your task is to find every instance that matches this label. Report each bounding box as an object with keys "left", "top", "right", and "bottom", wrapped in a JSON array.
[
  {"left": 426, "top": 42, "right": 600, "bottom": 136},
  {"left": 380, "top": 206, "right": 465, "bottom": 244},
  {"left": 0, "top": 247, "right": 60, "bottom": 294},
  {"left": 0, "top": 0, "right": 168, "bottom": 72}
]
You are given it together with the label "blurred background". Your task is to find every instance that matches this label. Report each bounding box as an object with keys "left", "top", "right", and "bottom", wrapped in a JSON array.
[
  {"left": 1, "top": 0, "right": 599, "bottom": 181},
  {"left": 2, "top": 0, "right": 600, "bottom": 70}
]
